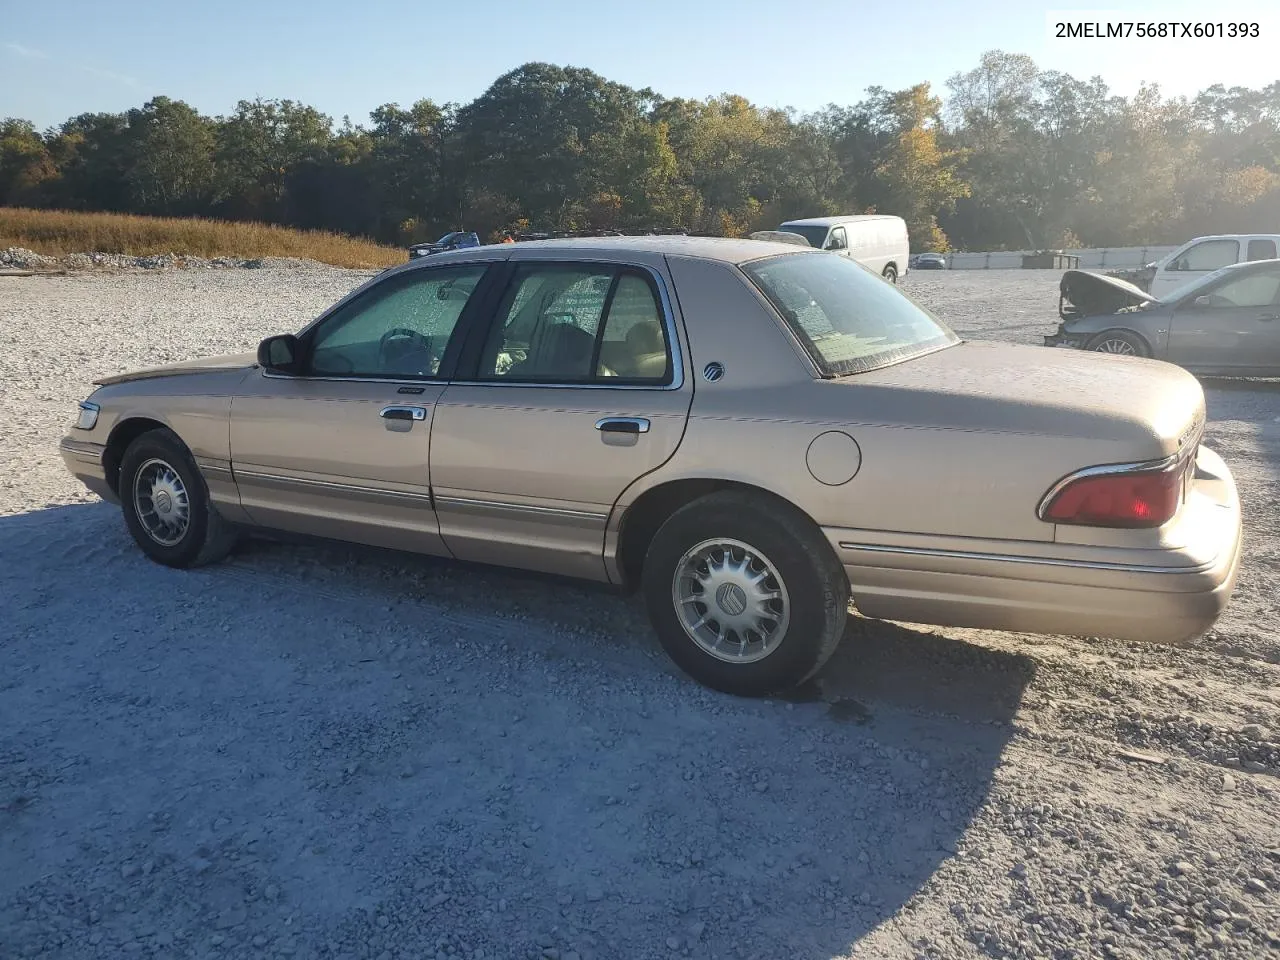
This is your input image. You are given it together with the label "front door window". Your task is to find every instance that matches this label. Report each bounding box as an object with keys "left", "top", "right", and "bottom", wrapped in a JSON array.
[{"left": 306, "top": 265, "right": 487, "bottom": 379}]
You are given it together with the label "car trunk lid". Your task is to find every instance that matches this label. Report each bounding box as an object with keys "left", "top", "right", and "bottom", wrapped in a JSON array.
[{"left": 835, "top": 340, "right": 1204, "bottom": 462}]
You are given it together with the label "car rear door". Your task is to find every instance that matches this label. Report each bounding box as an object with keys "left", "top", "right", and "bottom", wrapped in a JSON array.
[
  {"left": 428, "top": 255, "right": 694, "bottom": 582},
  {"left": 228, "top": 261, "right": 496, "bottom": 553},
  {"left": 1166, "top": 263, "right": 1280, "bottom": 372}
]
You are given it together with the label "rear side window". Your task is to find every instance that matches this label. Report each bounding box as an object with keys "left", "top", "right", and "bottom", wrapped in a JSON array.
[
  {"left": 1247, "top": 238, "right": 1277, "bottom": 261},
  {"left": 742, "top": 252, "right": 958, "bottom": 377},
  {"left": 477, "top": 263, "right": 672, "bottom": 384}
]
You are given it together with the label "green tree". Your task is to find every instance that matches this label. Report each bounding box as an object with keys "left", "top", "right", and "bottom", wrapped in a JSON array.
[
  {"left": 0, "top": 119, "right": 57, "bottom": 206},
  {"left": 214, "top": 98, "right": 333, "bottom": 222},
  {"left": 122, "top": 97, "right": 216, "bottom": 215}
]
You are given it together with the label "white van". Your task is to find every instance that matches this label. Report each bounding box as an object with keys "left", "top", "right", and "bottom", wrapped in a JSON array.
[
  {"left": 1148, "top": 234, "right": 1280, "bottom": 299},
  {"left": 776, "top": 215, "right": 910, "bottom": 282}
]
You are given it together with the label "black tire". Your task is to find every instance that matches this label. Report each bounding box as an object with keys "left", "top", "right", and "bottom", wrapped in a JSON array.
[
  {"left": 882, "top": 264, "right": 898, "bottom": 284},
  {"left": 118, "top": 427, "right": 238, "bottom": 568},
  {"left": 1085, "top": 329, "right": 1149, "bottom": 358},
  {"left": 641, "top": 491, "right": 849, "bottom": 697}
]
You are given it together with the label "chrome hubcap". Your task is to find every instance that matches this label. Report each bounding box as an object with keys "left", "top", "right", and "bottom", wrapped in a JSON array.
[
  {"left": 672, "top": 538, "right": 790, "bottom": 663},
  {"left": 1095, "top": 338, "right": 1135, "bottom": 355},
  {"left": 133, "top": 458, "right": 191, "bottom": 547}
]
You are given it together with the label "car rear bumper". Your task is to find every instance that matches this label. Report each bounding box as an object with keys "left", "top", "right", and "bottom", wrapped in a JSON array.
[
  {"left": 825, "top": 445, "right": 1243, "bottom": 646},
  {"left": 59, "top": 436, "right": 117, "bottom": 504}
]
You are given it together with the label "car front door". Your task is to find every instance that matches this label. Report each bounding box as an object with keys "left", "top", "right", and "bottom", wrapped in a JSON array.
[
  {"left": 1151, "top": 238, "right": 1240, "bottom": 298},
  {"left": 1166, "top": 264, "right": 1280, "bottom": 372},
  {"left": 429, "top": 257, "right": 694, "bottom": 582},
  {"left": 229, "top": 262, "right": 494, "bottom": 553}
]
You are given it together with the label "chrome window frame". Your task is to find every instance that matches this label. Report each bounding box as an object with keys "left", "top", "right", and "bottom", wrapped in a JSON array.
[
  {"left": 261, "top": 255, "right": 686, "bottom": 393},
  {"left": 448, "top": 259, "right": 686, "bottom": 393}
]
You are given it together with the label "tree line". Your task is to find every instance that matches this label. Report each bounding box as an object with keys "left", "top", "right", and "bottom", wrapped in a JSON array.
[{"left": 2, "top": 52, "right": 1278, "bottom": 252}]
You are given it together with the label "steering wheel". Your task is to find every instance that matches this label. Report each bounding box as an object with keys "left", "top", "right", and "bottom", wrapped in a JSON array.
[{"left": 378, "top": 327, "right": 436, "bottom": 375}]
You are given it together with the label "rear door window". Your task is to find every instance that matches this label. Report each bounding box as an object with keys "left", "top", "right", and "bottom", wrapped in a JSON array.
[{"left": 1246, "top": 238, "right": 1277, "bottom": 261}]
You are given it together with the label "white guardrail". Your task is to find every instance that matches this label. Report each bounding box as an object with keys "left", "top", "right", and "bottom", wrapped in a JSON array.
[{"left": 945, "top": 246, "right": 1180, "bottom": 270}]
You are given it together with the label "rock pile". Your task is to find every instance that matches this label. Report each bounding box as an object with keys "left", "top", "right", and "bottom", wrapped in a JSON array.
[{"left": 1, "top": 247, "right": 329, "bottom": 271}]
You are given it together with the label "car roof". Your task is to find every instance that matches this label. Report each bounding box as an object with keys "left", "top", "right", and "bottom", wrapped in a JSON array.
[
  {"left": 1180, "top": 233, "right": 1280, "bottom": 243},
  {"left": 779, "top": 215, "right": 899, "bottom": 227},
  {"left": 403, "top": 235, "right": 820, "bottom": 268}
]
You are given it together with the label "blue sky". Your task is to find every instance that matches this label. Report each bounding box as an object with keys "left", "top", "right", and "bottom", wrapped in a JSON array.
[{"left": 3, "top": 0, "right": 1278, "bottom": 130}]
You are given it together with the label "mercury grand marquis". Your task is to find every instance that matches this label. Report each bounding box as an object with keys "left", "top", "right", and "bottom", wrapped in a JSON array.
[{"left": 61, "top": 237, "right": 1244, "bottom": 696}]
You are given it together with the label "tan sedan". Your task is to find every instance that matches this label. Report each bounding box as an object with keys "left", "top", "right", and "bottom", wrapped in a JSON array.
[{"left": 61, "top": 237, "right": 1244, "bottom": 696}]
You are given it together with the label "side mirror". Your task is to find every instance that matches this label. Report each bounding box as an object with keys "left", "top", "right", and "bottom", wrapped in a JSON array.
[
  {"left": 257, "top": 334, "right": 300, "bottom": 374},
  {"left": 1193, "top": 295, "right": 1213, "bottom": 308}
]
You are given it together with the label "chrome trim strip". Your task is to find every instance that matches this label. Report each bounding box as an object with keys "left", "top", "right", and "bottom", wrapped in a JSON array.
[
  {"left": 434, "top": 495, "right": 607, "bottom": 522},
  {"left": 837, "top": 540, "right": 1215, "bottom": 576},
  {"left": 197, "top": 463, "right": 235, "bottom": 481},
  {"left": 264, "top": 261, "right": 686, "bottom": 393},
  {"left": 1036, "top": 451, "right": 1183, "bottom": 521},
  {"left": 261, "top": 370, "right": 443, "bottom": 385},
  {"left": 59, "top": 438, "right": 104, "bottom": 458},
  {"left": 234, "top": 469, "right": 434, "bottom": 504}
]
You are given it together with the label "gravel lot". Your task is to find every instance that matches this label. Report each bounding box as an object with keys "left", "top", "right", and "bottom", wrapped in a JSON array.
[{"left": 2, "top": 266, "right": 1278, "bottom": 960}]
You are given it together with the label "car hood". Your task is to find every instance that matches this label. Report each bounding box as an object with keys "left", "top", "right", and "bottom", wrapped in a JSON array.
[
  {"left": 835, "top": 340, "right": 1203, "bottom": 460},
  {"left": 94, "top": 351, "right": 258, "bottom": 386},
  {"left": 1059, "top": 269, "right": 1156, "bottom": 320}
]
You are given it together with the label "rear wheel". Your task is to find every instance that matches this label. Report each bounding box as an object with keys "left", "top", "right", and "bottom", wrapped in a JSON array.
[
  {"left": 882, "top": 264, "right": 898, "bottom": 284},
  {"left": 1086, "top": 330, "right": 1149, "bottom": 357},
  {"left": 119, "top": 428, "right": 238, "bottom": 568},
  {"left": 641, "top": 492, "right": 849, "bottom": 697}
]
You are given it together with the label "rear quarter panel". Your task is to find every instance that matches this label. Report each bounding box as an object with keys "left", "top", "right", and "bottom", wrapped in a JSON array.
[{"left": 619, "top": 256, "right": 1093, "bottom": 546}]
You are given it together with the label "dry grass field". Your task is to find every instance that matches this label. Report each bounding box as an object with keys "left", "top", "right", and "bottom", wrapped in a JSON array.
[{"left": 0, "top": 208, "right": 406, "bottom": 269}]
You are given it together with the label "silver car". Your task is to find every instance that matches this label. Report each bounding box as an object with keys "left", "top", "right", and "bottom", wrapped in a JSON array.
[{"left": 1045, "top": 259, "right": 1280, "bottom": 374}]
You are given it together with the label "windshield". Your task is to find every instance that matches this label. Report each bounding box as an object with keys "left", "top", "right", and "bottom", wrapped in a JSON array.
[
  {"left": 742, "top": 252, "right": 959, "bottom": 376},
  {"left": 778, "top": 225, "right": 829, "bottom": 249}
]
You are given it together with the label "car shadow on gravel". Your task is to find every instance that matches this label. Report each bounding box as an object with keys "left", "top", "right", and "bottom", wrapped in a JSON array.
[{"left": 2, "top": 502, "right": 1031, "bottom": 960}]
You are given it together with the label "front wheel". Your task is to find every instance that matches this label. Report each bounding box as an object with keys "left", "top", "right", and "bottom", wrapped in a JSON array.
[
  {"left": 882, "top": 264, "right": 898, "bottom": 284},
  {"left": 641, "top": 492, "right": 849, "bottom": 697},
  {"left": 1086, "top": 330, "right": 1149, "bottom": 358},
  {"left": 119, "top": 428, "right": 238, "bottom": 568}
]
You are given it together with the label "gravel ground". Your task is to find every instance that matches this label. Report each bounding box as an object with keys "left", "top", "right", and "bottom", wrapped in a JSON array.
[{"left": 2, "top": 267, "right": 1278, "bottom": 960}]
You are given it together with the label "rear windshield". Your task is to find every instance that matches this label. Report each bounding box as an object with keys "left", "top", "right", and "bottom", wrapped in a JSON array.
[
  {"left": 778, "top": 225, "right": 829, "bottom": 248},
  {"left": 741, "top": 252, "right": 959, "bottom": 376}
]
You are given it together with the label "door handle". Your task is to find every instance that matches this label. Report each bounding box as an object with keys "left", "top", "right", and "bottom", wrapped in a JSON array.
[
  {"left": 595, "top": 417, "right": 650, "bottom": 434},
  {"left": 1257, "top": 314, "right": 1279, "bottom": 322},
  {"left": 379, "top": 405, "right": 428, "bottom": 421}
]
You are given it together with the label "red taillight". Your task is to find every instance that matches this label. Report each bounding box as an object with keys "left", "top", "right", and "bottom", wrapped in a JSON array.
[{"left": 1042, "top": 460, "right": 1189, "bottom": 528}]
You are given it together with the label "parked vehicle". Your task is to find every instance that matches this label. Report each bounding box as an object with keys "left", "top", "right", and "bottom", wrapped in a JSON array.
[
  {"left": 915, "top": 252, "right": 947, "bottom": 270},
  {"left": 748, "top": 230, "right": 810, "bottom": 247},
  {"left": 776, "top": 215, "right": 910, "bottom": 283},
  {"left": 1045, "top": 259, "right": 1280, "bottom": 376},
  {"left": 1145, "top": 234, "right": 1280, "bottom": 299},
  {"left": 62, "top": 237, "right": 1241, "bottom": 697},
  {"left": 408, "top": 231, "right": 481, "bottom": 258}
]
